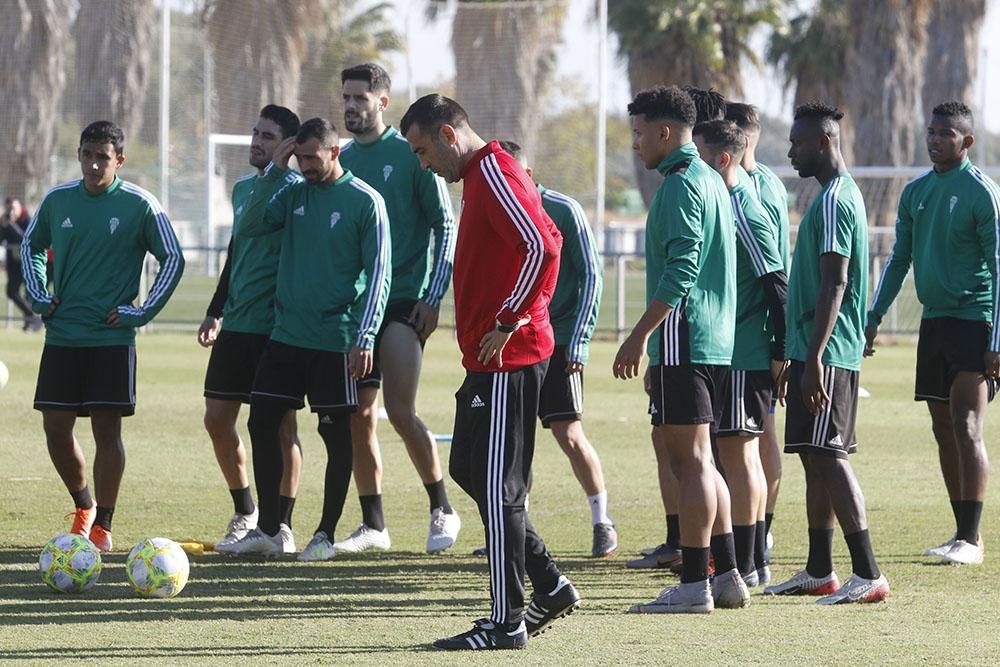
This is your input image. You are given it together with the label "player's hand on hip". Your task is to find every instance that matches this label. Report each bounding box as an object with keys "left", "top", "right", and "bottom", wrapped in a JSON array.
[
  {"left": 801, "top": 358, "right": 829, "bottom": 416},
  {"left": 612, "top": 332, "right": 646, "bottom": 380},
  {"left": 863, "top": 324, "right": 878, "bottom": 357},
  {"left": 409, "top": 300, "right": 440, "bottom": 341},
  {"left": 478, "top": 326, "right": 513, "bottom": 368},
  {"left": 198, "top": 316, "right": 221, "bottom": 347},
  {"left": 349, "top": 345, "right": 373, "bottom": 379},
  {"left": 43, "top": 296, "right": 60, "bottom": 319},
  {"left": 984, "top": 350, "right": 1000, "bottom": 380},
  {"left": 273, "top": 137, "right": 297, "bottom": 169},
  {"left": 106, "top": 307, "right": 122, "bottom": 328}
]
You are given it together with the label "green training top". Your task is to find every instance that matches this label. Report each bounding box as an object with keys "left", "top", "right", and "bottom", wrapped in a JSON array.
[
  {"left": 645, "top": 142, "right": 736, "bottom": 366},
  {"left": 240, "top": 166, "right": 391, "bottom": 353},
  {"left": 21, "top": 177, "right": 185, "bottom": 347},
  {"left": 786, "top": 173, "right": 868, "bottom": 371},
  {"left": 222, "top": 167, "right": 303, "bottom": 335},
  {"left": 730, "top": 183, "right": 785, "bottom": 371},
  {"left": 868, "top": 159, "right": 1000, "bottom": 351},
  {"left": 339, "top": 126, "right": 455, "bottom": 307},
  {"left": 748, "top": 162, "right": 791, "bottom": 270},
  {"left": 539, "top": 185, "right": 603, "bottom": 365}
]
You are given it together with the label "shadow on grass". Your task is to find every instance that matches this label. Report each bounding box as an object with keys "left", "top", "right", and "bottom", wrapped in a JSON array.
[{"left": 0, "top": 644, "right": 439, "bottom": 660}]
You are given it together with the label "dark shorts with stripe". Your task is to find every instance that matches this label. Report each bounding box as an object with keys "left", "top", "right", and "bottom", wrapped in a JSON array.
[
  {"left": 717, "top": 369, "right": 772, "bottom": 438},
  {"left": 250, "top": 340, "right": 357, "bottom": 413},
  {"left": 648, "top": 364, "right": 729, "bottom": 430},
  {"left": 538, "top": 346, "right": 584, "bottom": 427},
  {"left": 784, "top": 361, "right": 858, "bottom": 459},
  {"left": 915, "top": 317, "right": 998, "bottom": 403},
  {"left": 34, "top": 344, "right": 136, "bottom": 417},
  {"left": 203, "top": 329, "right": 270, "bottom": 403},
  {"left": 357, "top": 299, "right": 422, "bottom": 389}
]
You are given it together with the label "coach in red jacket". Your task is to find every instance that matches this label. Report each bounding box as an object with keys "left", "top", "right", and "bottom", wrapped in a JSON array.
[{"left": 402, "top": 94, "right": 581, "bottom": 651}]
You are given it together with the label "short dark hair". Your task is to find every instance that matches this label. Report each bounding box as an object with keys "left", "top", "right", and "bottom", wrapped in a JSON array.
[
  {"left": 793, "top": 101, "right": 844, "bottom": 123},
  {"left": 80, "top": 121, "right": 125, "bottom": 155},
  {"left": 295, "top": 117, "right": 339, "bottom": 146},
  {"left": 725, "top": 102, "right": 760, "bottom": 133},
  {"left": 400, "top": 94, "right": 470, "bottom": 137},
  {"left": 341, "top": 63, "right": 392, "bottom": 94},
  {"left": 498, "top": 140, "right": 522, "bottom": 160},
  {"left": 627, "top": 86, "right": 697, "bottom": 128},
  {"left": 259, "top": 104, "right": 301, "bottom": 139},
  {"left": 932, "top": 101, "right": 974, "bottom": 132},
  {"left": 693, "top": 120, "right": 746, "bottom": 159},
  {"left": 682, "top": 86, "right": 727, "bottom": 124}
]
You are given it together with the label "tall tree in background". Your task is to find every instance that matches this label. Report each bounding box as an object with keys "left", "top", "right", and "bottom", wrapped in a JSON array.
[
  {"left": 428, "top": 0, "right": 566, "bottom": 164},
  {"left": 74, "top": 0, "right": 156, "bottom": 142},
  {"left": 922, "top": 0, "right": 986, "bottom": 113},
  {"left": 0, "top": 0, "right": 71, "bottom": 201},
  {"left": 609, "top": 0, "right": 783, "bottom": 204}
]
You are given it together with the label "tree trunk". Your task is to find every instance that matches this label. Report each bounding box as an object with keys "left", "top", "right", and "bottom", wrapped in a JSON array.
[
  {"left": 74, "top": 0, "right": 156, "bottom": 142},
  {"left": 450, "top": 1, "right": 565, "bottom": 164},
  {"left": 922, "top": 0, "right": 985, "bottom": 114},
  {"left": 0, "top": 0, "right": 71, "bottom": 202}
]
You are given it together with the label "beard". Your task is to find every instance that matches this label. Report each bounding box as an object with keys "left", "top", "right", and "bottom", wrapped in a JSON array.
[{"left": 344, "top": 111, "right": 376, "bottom": 135}]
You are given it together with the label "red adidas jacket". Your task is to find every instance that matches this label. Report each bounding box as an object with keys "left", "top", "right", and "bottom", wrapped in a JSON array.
[{"left": 454, "top": 141, "right": 562, "bottom": 372}]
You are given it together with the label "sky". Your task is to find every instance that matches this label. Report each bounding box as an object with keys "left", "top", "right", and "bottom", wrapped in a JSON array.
[{"left": 382, "top": 0, "right": 1000, "bottom": 133}]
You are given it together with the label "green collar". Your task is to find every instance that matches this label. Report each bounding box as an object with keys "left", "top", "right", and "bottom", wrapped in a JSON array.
[{"left": 656, "top": 143, "right": 699, "bottom": 176}]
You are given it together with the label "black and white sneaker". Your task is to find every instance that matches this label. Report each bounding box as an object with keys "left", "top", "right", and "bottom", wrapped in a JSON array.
[
  {"left": 432, "top": 618, "right": 527, "bottom": 650},
  {"left": 524, "top": 575, "right": 581, "bottom": 637}
]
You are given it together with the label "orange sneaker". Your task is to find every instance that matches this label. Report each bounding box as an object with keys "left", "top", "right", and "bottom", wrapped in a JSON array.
[
  {"left": 89, "top": 524, "right": 112, "bottom": 553},
  {"left": 66, "top": 506, "right": 96, "bottom": 537}
]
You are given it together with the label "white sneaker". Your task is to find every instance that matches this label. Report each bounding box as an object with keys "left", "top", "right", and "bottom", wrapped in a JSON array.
[
  {"left": 427, "top": 508, "right": 461, "bottom": 553},
  {"left": 298, "top": 531, "right": 336, "bottom": 561},
  {"left": 217, "top": 527, "right": 283, "bottom": 556},
  {"left": 217, "top": 508, "right": 259, "bottom": 548},
  {"left": 277, "top": 523, "right": 296, "bottom": 553},
  {"left": 940, "top": 539, "right": 984, "bottom": 565},
  {"left": 332, "top": 523, "right": 391, "bottom": 553},
  {"left": 816, "top": 573, "right": 889, "bottom": 605},
  {"left": 627, "top": 580, "right": 713, "bottom": 614},
  {"left": 711, "top": 568, "right": 750, "bottom": 609},
  {"left": 923, "top": 538, "right": 955, "bottom": 557},
  {"left": 764, "top": 568, "right": 841, "bottom": 596}
]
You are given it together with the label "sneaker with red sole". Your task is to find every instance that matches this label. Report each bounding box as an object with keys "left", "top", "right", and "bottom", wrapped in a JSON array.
[
  {"left": 66, "top": 506, "right": 96, "bottom": 538},
  {"left": 764, "top": 569, "right": 840, "bottom": 596},
  {"left": 816, "top": 573, "right": 889, "bottom": 605},
  {"left": 89, "top": 524, "right": 113, "bottom": 552}
]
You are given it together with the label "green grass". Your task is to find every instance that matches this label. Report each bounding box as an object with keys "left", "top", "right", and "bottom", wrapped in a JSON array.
[{"left": 1, "top": 331, "right": 997, "bottom": 664}]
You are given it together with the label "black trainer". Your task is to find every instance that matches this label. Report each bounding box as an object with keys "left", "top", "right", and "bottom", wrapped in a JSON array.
[
  {"left": 592, "top": 523, "right": 618, "bottom": 558},
  {"left": 432, "top": 618, "right": 527, "bottom": 650},
  {"left": 524, "top": 576, "right": 581, "bottom": 637}
]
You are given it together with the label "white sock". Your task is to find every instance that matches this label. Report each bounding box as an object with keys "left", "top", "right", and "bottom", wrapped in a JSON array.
[{"left": 588, "top": 490, "right": 612, "bottom": 526}]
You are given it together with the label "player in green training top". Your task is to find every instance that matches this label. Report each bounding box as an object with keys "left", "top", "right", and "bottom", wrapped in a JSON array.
[
  {"left": 614, "top": 86, "right": 745, "bottom": 614},
  {"left": 726, "top": 102, "right": 791, "bottom": 553},
  {"left": 866, "top": 101, "right": 1000, "bottom": 566},
  {"left": 336, "top": 63, "right": 460, "bottom": 555},
  {"left": 21, "top": 120, "right": 185, "bottom": 553},
  {"left": 693, "top": 120, "right": 788, "bottom": 590},
  {"left": 764, "top": 102, "right": 889, "bottom": 604},
  {"left": 197, "top": 105, "right": 304, "bottom": 552},
  {"left": 218, "top": 118, "right": 390, "bottom": 558}
]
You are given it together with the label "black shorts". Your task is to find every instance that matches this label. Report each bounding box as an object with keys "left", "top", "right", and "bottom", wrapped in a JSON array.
[
  {"left": 717, "top": 369, "right": 772, "bottom": 438},
  {"left": 34, "top": 344, "right": 136, "bottom": 417},
  {"left": 538, "top": 346, "right": 583, "bottom": 427},
  {"left": 357, "top": 299, "right": 422, "bottom": 389},
  {"left": 648, "top": 364, "right": 729, "bottom": 429},
  {"left": 784, "top": 361, "right": 858, "bottom": 459},
  {"left": 203, "top": 329, "right": 270, "bottom": 403},
  {"left": 915, "top": 317, "right": 998, "bottom": 403},
  {"left": 250, "top": 340, "right": 357, "bottom": 413}
]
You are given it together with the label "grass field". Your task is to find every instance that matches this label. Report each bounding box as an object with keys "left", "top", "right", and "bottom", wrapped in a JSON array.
[{"left": 1, "top": 330, "right": 998, "bottom": 664}]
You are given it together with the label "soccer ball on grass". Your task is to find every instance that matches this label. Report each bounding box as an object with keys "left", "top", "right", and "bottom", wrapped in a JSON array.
[
  {"left": 38, "top": 533, "right": 103, "bottom": 593},
  {"left": 126, "top": 537, "right": 190, "bottom": 598}
]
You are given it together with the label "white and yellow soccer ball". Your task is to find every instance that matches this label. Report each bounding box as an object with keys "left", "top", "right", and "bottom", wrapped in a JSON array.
[
  {"left": 0, "top": 360, "right": 9, "bottom": 390},
  {"left": 38, "top": 533, "right": 103, "bottom": 593},
  {"left": 126, "top": 537, "right": 190, "bottom": 598}
]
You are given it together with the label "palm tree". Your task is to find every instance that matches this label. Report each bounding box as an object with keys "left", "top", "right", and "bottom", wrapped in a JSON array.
[{"left": 922, "top": 0, "right": 987, "bottom": 113}]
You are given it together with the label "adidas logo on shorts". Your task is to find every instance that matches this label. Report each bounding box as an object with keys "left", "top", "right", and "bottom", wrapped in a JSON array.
[
  {"left": 293, "top": 206, "right": 305, "bottom": 216},
  {"left": 470, "top": 395, "right": 486, "bottom": 409},
  {"left": 828, "top": 434, "right": 844, "bottom": 448},
  {"left": 746, "top": 416, "right": 758, "bottom": 429},
  {"left": 320, "top": 415, "right": 333, "bottom": 424}
]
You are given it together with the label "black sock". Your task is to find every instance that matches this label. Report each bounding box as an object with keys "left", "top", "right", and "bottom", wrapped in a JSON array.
[
  {"left": 230, "top": 486, "right": 255, "bottom": 516},
  {"left": 680, "top": 546, "right": 710, "bottom": 583},
  {"left": 754, "top": 521, "right": 767, "bottom": 569},
  {"left": 248, "top": 400, "right": 288, "bottom": 536},
  {"left": 316, "top": 413, "right": 353, "bottom": 538},
  {"left": 950, "top": 499, "right": 961, "bottom": 531},
  {"left": 70, "top": 486, "right": 94, "bottom": 510},
  {"left": 666, "top": 514, "right": 681, "bottom": 549},
  {"left": 733, "top": 525, "right": 756, "bottom": 576},
  {"left": 806, "top": 528, "right": 835, "bottom": 578},
  {"left": 279, "top": 495, "right": 296, "bottom": 528},
  {"left": 360, "top": 494, "right": 385, "bottom": 532},
  {"left": 764, "top": 512, "right": 774, "bottom": 536},
  {"left": 424, "top": 479, "right": 452, "bottom": 514},
  {"left": 955, "top": 500, "right": 984, "bottom": 544},
  {"left": 844, "top": 529, "right": 880, "bottom": 579},
  {"left": 710, "top": 532, "right": 738, "bottom": 574},
  {"left": 95, "top": 506, "right": 114, "bottom": 531}
]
